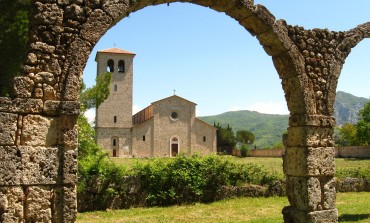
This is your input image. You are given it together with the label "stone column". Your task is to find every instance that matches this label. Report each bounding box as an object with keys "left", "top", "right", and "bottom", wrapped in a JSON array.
[
  {"left": 282, "top": 115, "right": 337, "bottom": 222},
  {"left": 0, "top": 98, "right": 79, "bottom": 222}
]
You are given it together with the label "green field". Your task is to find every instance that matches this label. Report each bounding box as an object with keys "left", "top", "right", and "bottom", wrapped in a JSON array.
[
  {"left": 111, "top": 156, "right": 370, "bottom": 180},
  {"left": 77, "top": 192, "right": 370, "bottom": 223}
]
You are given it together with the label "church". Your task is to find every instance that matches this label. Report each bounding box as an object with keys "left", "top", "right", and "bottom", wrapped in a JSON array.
[{"left": 95, "top": 48, "right": 217, "bottom": 157}]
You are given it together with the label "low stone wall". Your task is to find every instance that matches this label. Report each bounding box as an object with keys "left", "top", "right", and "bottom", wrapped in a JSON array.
[
  {"left": 337, "top": 146, "right": 370, "bottom": 158},
  {"left": 78, "top": 177, "right": 369, "bottom": 212},
  {"left": 248, "top": 146, "right": 370, "bottom": 158},
  {"left": 249, "top": 148, "right": 285, "bottom": 157}
]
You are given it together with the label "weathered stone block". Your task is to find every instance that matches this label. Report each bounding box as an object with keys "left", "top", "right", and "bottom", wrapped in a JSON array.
[
  {"left": 13, "top": 77, "right": 34, "bottom": 98},
  {"left": 308, "top": 209, "right": 338, "bottom": 223},
  {"left": 21, "top": 115, "right": 58, "bottom": 146},
  {"left": 289, "top": 114, "right": 336, "bottom": 127},
  {"left": 286, "top": 176, "right": 336, "bottom": 213},
  {"left": 280, "top": 76, "right": 308, "bottom": 115},
  {"left": 273, "top": 45, "right": 305, "bottom": 80},
  {"left": 25, "top": 186, "right": 52, "bottom": 222},
  {"left": 65, "top": 3, "right": 86, "bottom": 22},
  {"left": 322, "top": 178, "right": 336, "bottom": 210},
  {"left": 20, "top": 146, "right": 59, "bottom": 185},
  {"left": 80, "top": 9, "right": 112, "bottom": 44},
  {"left": 286, "top": 126, "right": 334, "bottom": 147},
  {"left": 0, "top": 187, "right": 24, "bottom": 222},
  {"left": 102, "top": 0, "right": 130, "bottom": 19},
  {"left": 240, "top": 4, "right": 275, "bottom": 36},
  {"left": 0, "top": 146, "right": 22, "bottom": 185},
  {"left": 257, "top": 20, "right": 292, "bottom": 57},
  {"left": 0, "top": 113, "right": 17, "bottom": 145},
  {"left": 10, "top": 98, "right": 43, "bottom": 114},
  {"left": 0, "top": 97, "right": 12, "bottom": 112},
  {"left": 62, "top": 38, "right": 91, "bottom": 101},
  {"left": 54, "top": 186, "right": 77, "bottom": 222},
  {"left": 283, "top": 206, "right": 338, "bottom": 223},
  {"left": 58, "top": 115, "right": 78, "bottom": 150},
  {"left": 43, "top": 100, "right": 80, "bottom": 115},
  {"left": 284, "top": 147, "right": 335, "bottom": 177},
  {"left": 0, "top": 146, "right": 59, "bottom": 185},
  {"left": 63, "top": 149, "right": 78, "bottom": 184},
  {"left": 34, "top": 2, "right": 63, "bottom": 26},
  {"left": 286, "top": 176, "right": 322, "bottom": 211}
]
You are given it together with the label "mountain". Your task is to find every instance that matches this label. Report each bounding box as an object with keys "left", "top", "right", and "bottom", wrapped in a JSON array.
[
  {"left": 334, "top": 91, "right": 369, "bottom": 126},
  {"left": 199, "top": 91, "right": 369, "bottom": 148},
  {"left": 200, "top": 111, "right": 289, "bottom": 149}
]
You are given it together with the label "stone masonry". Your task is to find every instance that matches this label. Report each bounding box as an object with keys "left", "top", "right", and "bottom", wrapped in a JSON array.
[{"left": 0, "top": 0, "right": 369, "bottom": 222}]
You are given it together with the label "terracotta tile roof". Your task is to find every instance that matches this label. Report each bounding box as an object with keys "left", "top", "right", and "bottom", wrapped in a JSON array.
[{"left": 97, "top": 47, "right": 136, "bottom": 55}]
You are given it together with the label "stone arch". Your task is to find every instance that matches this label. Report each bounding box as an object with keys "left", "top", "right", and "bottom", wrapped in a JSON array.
[{"left": 1, "top": 0, "right": 369, "bottom": 222}]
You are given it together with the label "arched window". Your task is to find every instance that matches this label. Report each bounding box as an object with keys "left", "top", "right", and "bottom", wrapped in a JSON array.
[
  {"left": 112, "top": 137, "right": 118, "bottom": 157},
  {"left": 171, "top": 137, "right": 179, "bottom": 157},
  {"left": 118, "top": 60, "right": 125, "bottom": 73},
  {"left": 114, "top": 84, "right": 118, "bottom": 92},
  {"left": 107, "top": 59, "right": 114, "bottom": 72},
  {"left": 114, "top": 116, "right": 117, "bottom": 123},
  {"left": 143, "top": 135, "right": 146, "bottom": 141},
  {"left": 203, "top": 136, "right": 206, "bottom": 142}
]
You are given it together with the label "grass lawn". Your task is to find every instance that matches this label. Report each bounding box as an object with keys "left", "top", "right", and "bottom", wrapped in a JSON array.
[
  {"left": 112, "top": 156, "right": 370, "bottom": 180},
  {"left": 77, "top": 192, "right": 370, "bottom": 223}
]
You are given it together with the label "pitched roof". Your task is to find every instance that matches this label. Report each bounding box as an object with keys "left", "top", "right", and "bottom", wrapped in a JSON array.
[
  {"left": 152, "top": 95, "right": 197, "bottom": 106},
  {"left": 97, "top": 48, "right": 136, "bottom": 55}
]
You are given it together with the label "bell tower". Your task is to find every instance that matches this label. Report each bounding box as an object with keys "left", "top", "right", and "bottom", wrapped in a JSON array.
[{"left": 95, "top": 48, "right": 136, "bottom": 157}]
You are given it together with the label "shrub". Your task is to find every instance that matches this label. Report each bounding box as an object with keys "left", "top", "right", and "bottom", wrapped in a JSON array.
[
  {"left": 133, "top": 155, "right": 278, "bottom": 206},
  {"left": 240, "top": 144, "right": 249, "bottom": 157}
]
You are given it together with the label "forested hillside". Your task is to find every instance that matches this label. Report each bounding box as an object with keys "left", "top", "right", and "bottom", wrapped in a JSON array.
[{"left": 200, "top": 91, "right": 369, "bottom": 148}]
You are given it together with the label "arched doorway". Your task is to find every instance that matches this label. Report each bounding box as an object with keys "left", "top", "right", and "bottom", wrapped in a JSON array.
[
  {"left": 112, "top": 137, "right": 119, "bottom": 157},
  {"left": 170, "top": 137, "right": 179, "bottom": 157}
]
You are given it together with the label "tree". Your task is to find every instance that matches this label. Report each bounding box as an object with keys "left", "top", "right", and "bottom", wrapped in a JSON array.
[
  {"left": 214, "top": 123, "right": 236, "bottom": 154},
  {"left": 0, "top": 0, "right": 30, "bottom": 96},
  {"left": 80, "top": 72, "right": 112, "bottom": 111},
  {"left": 236, "top": 130, "right": 255, "bottom": 145},
  {"left": 337, "top": 123, "right": 358, "bottom": 146},
  {"left": 356, "top": 101, "right": 370, "bottom": 145}
]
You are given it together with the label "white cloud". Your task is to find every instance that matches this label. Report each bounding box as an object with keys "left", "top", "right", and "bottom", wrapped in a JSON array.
[
  {"left": 84, "top": 108, "right": 96, "bottom": 124},
  {"left": 133, "top": 105, "right": 141, "bottom": 114},
  {"left": 246, "top": 101, "right": 289, "bottom": 115}
]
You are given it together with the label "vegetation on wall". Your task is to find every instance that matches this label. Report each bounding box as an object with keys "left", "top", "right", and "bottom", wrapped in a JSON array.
[{"left": 0, "top": 0, "right": 30, "bottom": 96}]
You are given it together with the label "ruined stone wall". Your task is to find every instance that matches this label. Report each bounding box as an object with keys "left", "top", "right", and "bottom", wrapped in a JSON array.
[
  {"left": 1, "top": 0, "right": 369, "bottom": 222},
  {"left": 0, "top": 98, "right": 79, "bottom": 222},
  {"left": 337, "top": 146, "right": 370, "bottom": 158},
  {"left": 249, "top": 148, "right": 285, "bottom": 157}
]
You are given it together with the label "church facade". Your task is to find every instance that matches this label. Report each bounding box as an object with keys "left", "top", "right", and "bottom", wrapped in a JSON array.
[{"left": 95, "top": 48, "right": 217, "bottom": 157}]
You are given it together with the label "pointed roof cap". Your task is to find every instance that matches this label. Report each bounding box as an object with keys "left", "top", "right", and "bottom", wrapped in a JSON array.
[{"left": 97, "top": 47, "right": 136, "bottom": 55}]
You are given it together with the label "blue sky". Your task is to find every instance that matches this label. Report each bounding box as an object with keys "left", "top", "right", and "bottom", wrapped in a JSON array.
[{"left": 83, "top": 0, "right": 370, "bottom": 120}]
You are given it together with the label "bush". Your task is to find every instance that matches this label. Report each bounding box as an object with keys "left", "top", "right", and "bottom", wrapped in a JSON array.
[
  {"left": 240, "top": 144, "right": 249, "bottom": 157},
  {"left": 336, "top": 167, "right": 370, "bottom": 181},
  {"left": 134, "top": 155, "right": 278, "bottom": 206}
]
